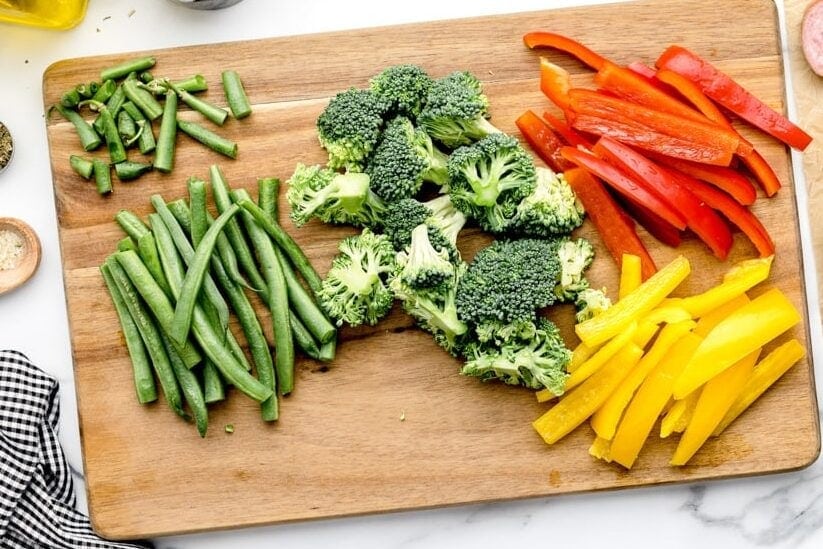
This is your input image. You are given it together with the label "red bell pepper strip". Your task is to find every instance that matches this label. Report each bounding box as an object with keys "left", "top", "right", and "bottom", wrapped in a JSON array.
[
  {"left": 655, "top": 68, "right": 781, "bottom": 197},
  {"left": 540, "top": 58, "right": 571, "bottom": 110},
  {"left": 515, "top": 110, "right": 573, "bottom": 172},
  {"left": 627, "top": 62, "right": 681, "bottom": 96},
  {"left": 523, "top": 32, "right": 607, "bottom": 70},
  {"left": 566, "top": 89, "right": 746, "bottom": 166},
  {"left": 645, "top": 152, "right": 757, "bottom": 206},
  {"left": 592, "top": 137, "right": 733, "bottom": 259},
  {"left": 541, "top": 111, "right": 593, "bottom": 148},
  {"left": 619, "top": 197, "right": 683, "bottom": 248},
  {"left": 560, "top": 145, "right": 688, "bottom": 230},
  {"left": 565, "top": 167, "right": 657, "bottom": 279},
  {"left": 656, "top": 45, "right": 813, "bottom": 151},
  {"left": 667, "top": 168, "right": 775, "bottom": 257},
  {"left": 594, "top": 61, "right": 707, "bottom": 123}
]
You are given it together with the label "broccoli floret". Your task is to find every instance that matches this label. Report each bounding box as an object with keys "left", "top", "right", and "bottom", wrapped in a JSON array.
[
  {"left": 554, "top": 237, "right": 596, "bottom": 302},
  {"left": 512, "top": 167, "right": 585, "bottom": 237},
  {"left": 286, "top": 163, "right": 386, "bottom": 228},
  {"left": 447, "top": 133, "right": 537, "bottom": 233},
  {"left": 418, "top": 71, "right": 502, "bottom": 148},
  {"left": 316, "top": 88, "right": 387, "bottom": 171},
  {"left": 369, "top": 64, "right": 434, "bottom": 119},
  {"left": 455, "top": 238, "right": 562, "bottom": 327},
  {"left": 461, "top": 318, "right": 571, "bottom": 394},
  {"left": 395, "top": 224, "right": 455, "bottom": 291},
  {"left": 575, "top": 287, "right": 612, "bottom": 323},
  {"left": 366, "top": 116, "right": 450, "bottom": 202},
  {"left": 472, "top": 318, "right": 540, "bottom": 347},
  {"left": 318, "top": 228, "right": 397, "bottom": 327},
  {"left": 382, "top": 195, "right": 466, "bottom": 260},
  {"left": 391, "top": 261, "right": 468, "bottom": 356}
]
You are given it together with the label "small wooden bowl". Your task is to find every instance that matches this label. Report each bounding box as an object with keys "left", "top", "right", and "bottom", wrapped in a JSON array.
[{"left": 0, "top": 217, "right": 41, "bottom": 295}]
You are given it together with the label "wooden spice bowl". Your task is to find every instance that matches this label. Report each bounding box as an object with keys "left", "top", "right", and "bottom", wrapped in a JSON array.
[{"left": 0, "top": 217, "right": 41, "bottom": 295}]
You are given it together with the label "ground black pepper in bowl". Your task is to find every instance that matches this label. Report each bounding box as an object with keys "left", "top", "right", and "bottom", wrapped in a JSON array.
[{"left": 0, "top": 122, "right": 12, "bottom": 173}]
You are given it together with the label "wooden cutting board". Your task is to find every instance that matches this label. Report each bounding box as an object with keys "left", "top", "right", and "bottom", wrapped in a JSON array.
[{"left": 42, "top": 0, "right": 820, "bottom": 540}]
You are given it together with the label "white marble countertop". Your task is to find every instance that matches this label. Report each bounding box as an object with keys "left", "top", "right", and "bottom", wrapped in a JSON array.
[{"left": 0, "top": 0, "right": 821, "bottom": 547}]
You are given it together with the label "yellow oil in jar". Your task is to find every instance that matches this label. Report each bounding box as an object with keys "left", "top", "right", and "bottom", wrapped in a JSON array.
[{"left": 0, "top": 0, "right": 89, "bottom": 30}]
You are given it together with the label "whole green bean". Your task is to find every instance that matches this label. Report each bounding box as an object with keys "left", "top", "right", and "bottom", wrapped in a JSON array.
[
  {"left": 202, "top": 360, "right": 225, "bottom": 404},
  {"left": 100, "top": 262, "right": 157, "bottom": 404},
  {"left": 233, "top": 189, "right": 293, "bottom": 396},
  {"left": 289, "top": 311, "right": 321, "bottom": 360},
  {"left": 236, "top": 198, "right": 323, "bottom": 296},
  {"left": 188, "top": 178, "right": 209, "bottom": 248},
  {"left": 115, "top": 209, "right": 151, "bottom": 240},
  {"left": 106, "top": 256, "right": 185, "bottom": 417},
  {"left": 100, "top": 56, "right": 156, "bottom": 82},
  {"left": 115, "top": 250, "right": 273, "bottom": 401},
  {"left": 92, "top": 159, "right": 112, "bottom": 195},
  {"left": 136, "top": 232, "right": 172, "bottom": 296},
  {"left": 209, "top": 165, "right": 268, "bottom": 293},
  {"left": 92, "top": 79, "right": 117, "bottom": 104},
  {"left": 55, "top": 104, "right": 101, "bottom": 151},
  {"left": 221, "top": 70, "right": 252, "bottom": 119},
  {"left": 173, "top": 84, "right": 228, "bottom": 126},
  {"left": 258, "top": 177, "right": 280, "bottom": 219},
  {"left": 117, "top": 236, "right": 138, "bottom": 253},
  {"left": 275, "top": 247, "right": 336, "bottom": 344},
  {"left": 318, "top": 337, "right": 337, "bottom": 363},
  {"left": 154, "top": 90, "right": 177, "bottom": 173},
  {"left": 177, "top": 119, "right": 237, "bottom": 158},
  {"left": 115, "top": 160, "right": 153, "bottom": 181},
  {"left": 122, "top": 101, "right": 156, "bottom": 154},
  {"left": 170, "top": 204, "right": 239, "bottom": 346},
  {"left": 123, "top": 76, "right": 163, "bottom": 121},
  {"left": 69, "top": 155, "right": 94, "bottom": 179},
  {"left": 162, "top": 332, "right": 208, "bottom": 437}
]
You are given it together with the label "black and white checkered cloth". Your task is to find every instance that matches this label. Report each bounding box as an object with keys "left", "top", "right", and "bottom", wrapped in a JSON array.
[{"left": 0, "top": 350, "right": 150, "bottom": 548}]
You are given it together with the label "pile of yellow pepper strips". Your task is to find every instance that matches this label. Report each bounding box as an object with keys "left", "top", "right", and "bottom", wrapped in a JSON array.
[{"left": 532, "top": 254, "right": 806, "bottom": 469}]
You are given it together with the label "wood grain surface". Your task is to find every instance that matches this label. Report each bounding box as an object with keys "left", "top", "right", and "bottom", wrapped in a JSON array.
[{"left": 42, "top": 0, "right": 820, "bottom": 539}]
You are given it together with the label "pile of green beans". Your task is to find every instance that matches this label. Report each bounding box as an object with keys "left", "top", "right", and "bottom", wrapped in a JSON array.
[
  {"left": 101, "top": 164, "right": 336, "bottom": 437},
  {"left": 56, "top": 56, "right": 253, "bottom": 196}
]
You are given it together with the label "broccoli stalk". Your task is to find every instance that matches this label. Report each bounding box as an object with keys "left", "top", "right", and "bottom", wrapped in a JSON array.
[
  {"left": 367, "top": 116, "right": 450, "bottom": 202},
  {"left": 316, "top": 88, "right": 387, "bottom": 171},
  {"left": 461, "top": 318, "right": 571, "bottom": 394},
  {"left": 396, "top": 224, "right": 455, "bottom": 291},
  {"left": 286, "top": 164, "right": 386, "bottom": 228},
  {"left": 318, "top": 228, "right": 397, "bottom": 327},
  {"left": 554, "top": 238, "right": 596, "bottom": 302},
  {"left": 574, "top": 287, "right": 612, "bottom": 323},
  {"left": 513, "top": 167, "right": 585, "bottom": 237},
  {"left": 419, "top": 71, "right": 502, "bottom": 148},
  {"left": 447, "top": 133, "right": 537, "bottom": 233}
]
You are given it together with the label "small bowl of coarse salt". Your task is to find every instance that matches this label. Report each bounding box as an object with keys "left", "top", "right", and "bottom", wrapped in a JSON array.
[{"left": 0, "top": 218, "right": 41, "bottom": 296}]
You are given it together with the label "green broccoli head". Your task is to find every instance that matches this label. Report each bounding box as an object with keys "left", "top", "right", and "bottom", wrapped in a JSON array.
[
  {"left": 461, "top": 318, "right": 571, "bottom": 394},
  {"left": 382, "top": 195, "right": 465, "bottom": 261},
  {"left": 316, "top": 88, "right": 387, "bottom": 171},
  {"left": 472, "top": 318, "right": 540, "bottom": 347},
  {"left": 512, "top": 167, "right": 585, "bottom": 237},
  {"left": 369, "top": 64, "right": 434, "bottom": 119},
  {"left": 574, "top": 287, "right": 612, "bottom": 324},
  {"left": 390, "top": 261, "right": 468, "bottom": 356},
  {"left": 286, "top": 163, "right": 386, "bottom": 228},
  {"left": 395, "top": 224, "right": 455, "bottom": 292},
  {"left": 554, "top": 237, "right": 596, "bottom": 302},
  {"left": 455, "top": 238, "right": 562, "bottom": 327},
  {"left": 366, "top": 116, "right": 450, "bottom": 202},
  {"left": 447, "top": 133, "right": 537, "bottom": 233},
  {"left": 318, "top": 228, "right": 397, "bottom": 327},
  {"left": 418, "top": 71, "right": 502, "bottom": 148}
]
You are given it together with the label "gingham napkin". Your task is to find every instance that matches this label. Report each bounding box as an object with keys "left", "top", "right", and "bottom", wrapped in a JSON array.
[{"left": 0, "top": 350, "right": 150, "bottom": 548}]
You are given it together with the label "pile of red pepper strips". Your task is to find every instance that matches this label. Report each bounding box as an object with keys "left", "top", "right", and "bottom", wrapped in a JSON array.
[{"left": 515, "top": 33, "right": 812, "bottom": 279}]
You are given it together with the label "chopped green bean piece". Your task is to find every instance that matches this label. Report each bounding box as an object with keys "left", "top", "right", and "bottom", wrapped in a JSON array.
[
  {"left": 117, "top": 236, "right": 138, "bottom": 253},
  {"left": 122, "top": 101, "right": 156, "bottom": 154},
  {"left": 92, "top": 159, "right": 112, "bottom": 195},
  {"left": 55, "top": 104, "right": 101, "bottom": 152},
  {"left": 115, "top": 209, "right": 151, "bottom": 240},
  {"left": 61, "top": 89, "right": 81, "bottom": 109},
  {"left": 117, "top": 109, "right": 138, "bottom": 143},
  {"left": 173, "top": 84, "right": 228, "bottom": 126},
  {"left": 139, "top": 71, "right": 154, "bottom": 84},
  {"left": 123, "top": 76, "right": 163, "bottom": 121},
  {"left": 177, "top": 119, "right": 237, "bottom": 158},
  {"left": 173, "top": 75, "right": 208, "bottom": 93},
  {"left": 92, "top": 79, "right": 117, "bottom": 103},
  {"left": 154, "top": 90, "right": 178, "bottom": 173},
  {"left": 100, "top": 56, "right": 156, "bottom": 82},
  {"left": 115, "top": 161, "right": 153, "bottom": 181},
  {"left": 221, "top": 70, "right": 252, "bottom": 119},
  {"left": 69, "top": 155, "right": 94, "bottom": 179}
]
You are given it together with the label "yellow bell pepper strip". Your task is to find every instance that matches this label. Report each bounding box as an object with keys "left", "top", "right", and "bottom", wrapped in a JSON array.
[
  {"left": 609, "top": 332, "right": 703, "bottom": 468},
  {"left": 591, "top": 320, "right": 696, "bottom": 440},
  {"left": 713, "top": 339, "right": 806, "bottom": 436},
  {"left": 693, "top": 293, "right": 751, "bottom": 337},
  {"left": 533, "top": 343, "right": 644, "bottom": 445},
  {"left": 589, "top": 436, "right": 612, "bottom": 462},
  {"left": 633, "top": 321, "right": 661, "bottom": 350},
  {"left": 672, "top": 288, "right": 801, "bottom": 399},
  {"left": 575, "top": 256, "right": 690, "bottom": 347},
  {"left": 619, "top": 253, "right": 642, "bottom": 299},
  {"left": 671, "top": 349, "right": 761, "bottom": 466},
  {"left": 569, "top": 341, "right": 597, "bottom": 373},
  {"left": 660, "top": 389, "right": 699, "bottom": 437},
  {"left": 642, "top": 305, "right": 692, "bottom": 325},
  {"left": 679, "top": 256, "right": 772, "bottom": 318},
  {"left": 565, "top": 322, "right": 639, "bottom": 391}
]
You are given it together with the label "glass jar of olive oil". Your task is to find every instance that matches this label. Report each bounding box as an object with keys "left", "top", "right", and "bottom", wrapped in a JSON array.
[{"left": 0, "top": 0, "right": 89, "bottom": 30}]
